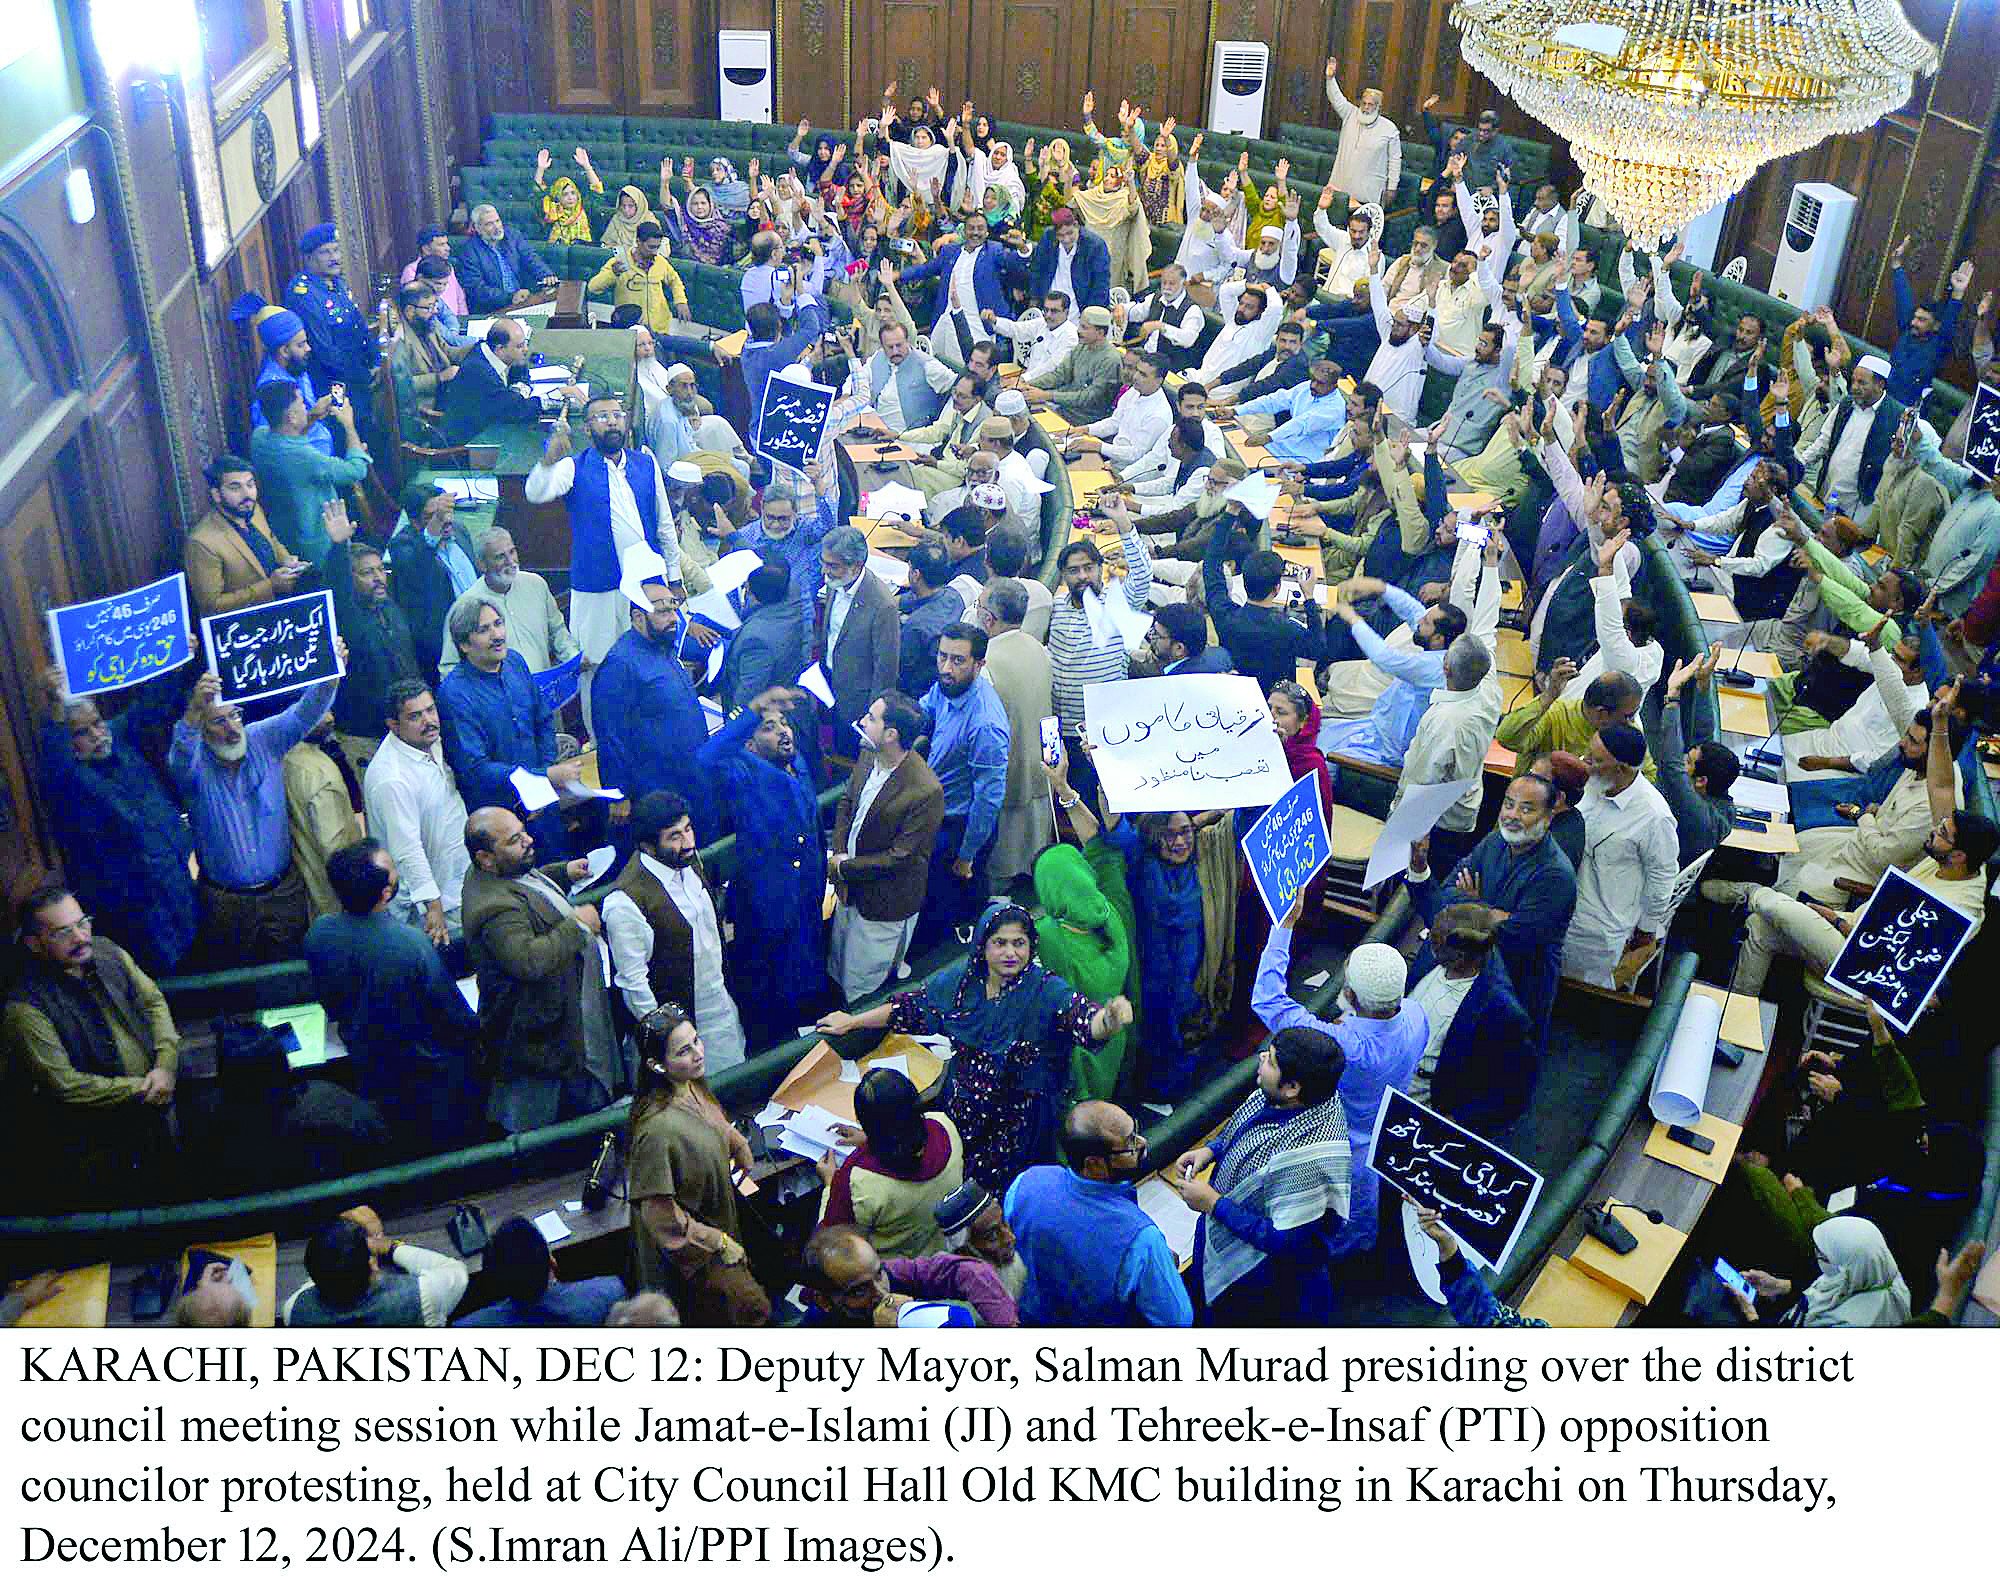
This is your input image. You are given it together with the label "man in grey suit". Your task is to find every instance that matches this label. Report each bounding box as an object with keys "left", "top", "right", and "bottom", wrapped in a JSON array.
[
  {"left": 716, "top": 562, "right": 805, "bottom": 712},
  {"left": 814, "top": 526, "right": 900, "bottom": 761}
]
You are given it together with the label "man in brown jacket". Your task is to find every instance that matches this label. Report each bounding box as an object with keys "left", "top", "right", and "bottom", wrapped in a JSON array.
[
  {"left": 184, "top": 455, "right": 306, "bottom": 616},
  {"left": 460, "top": 807, "right": 619, "bottom": 1133},
  {"left": 827, "top": 691, "right": 944, "bottom": 1002},
  {"left": 602, "top": 790, "right": 747, "bottom": 1071},
  {"left": 815, "top": 526, "right": 901, "bottom": 761}
]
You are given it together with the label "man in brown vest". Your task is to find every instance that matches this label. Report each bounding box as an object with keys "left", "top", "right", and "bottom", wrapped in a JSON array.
[
  {"left": 602, "top": 791, "right": 747, "bottom": 1072},
  {"left": 828, "top": 691, "right": 946, "bottom": 1002}
]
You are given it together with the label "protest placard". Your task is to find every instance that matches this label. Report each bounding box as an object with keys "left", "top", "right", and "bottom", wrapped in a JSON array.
[
  {"left": 1082, "top": 674, "right": 1290, "bottom": 812},
  {"left": 1824, "top": 865, "right": 1979, "bottom": 1033},
  {"left": 46, "top": 572, "right": 194, "bottom": 698},
  {"left": 755, "top": 378, "right": 835, "bottom": 469},
  {"left": 1240, "top": 770, "right": 1331, "bottom": 923},
  {"left": 1962, "top": 382, "right": 2000, "bottom": 483},
  {"left": 534, "top": 651, "right": 582, "bottom": 714},
  {"left": 1369, "top": 1087, "right": 1544, "bottom": 1274},
  {"left": 201, "top": 589, "right": 344, "bottom": 705}
]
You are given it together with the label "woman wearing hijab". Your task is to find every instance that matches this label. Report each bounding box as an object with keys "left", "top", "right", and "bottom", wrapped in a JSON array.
[
  {"left": 1166, "top": 1025, "right": 1352, "bottom": 1324},
  {"left": 600, "top": 184, "right": 656, "bottom": 254},
  {"left": 1136, "top": 122, "right": 1185, "bottom": 227},
  {"left": 661, "top": 159, "right": 739, "bottom": 266},
  {"left": 1734, "top": 1216, "right": 1912, "bottom": 1328},
  {"left": 1057, "top": 739, "right": 1217, "bottom": 1112},
  {"left": 531, "top": 147, "right": 606, "bottom": 244},
  {"left": 1269, "top": 680, "right": 1335, "bottom": 817},
  {"left": 705, "top": 156, "right": 750, "bottom": 215},
  {"left": 959, "top": 126, "right": 1026, "bottom": 230},
  {"left": 1030, "top": 841, "right": 1134, "bottom": 1104},
  {"left": 1073, "top": 158, "right": 1151, "bottom": 295},
  {"left": 816, "top": 1067, "right": 964, "bottom": 1258},
  {"left": 1024, "top": 140, "right": 1078, "bottom": 240},
  {"left": 817, "top": 903, "right": 1131, "bottom": 1190},
  {"left": 624, "top": 1006, "right": 771, "bottom": 1326}
]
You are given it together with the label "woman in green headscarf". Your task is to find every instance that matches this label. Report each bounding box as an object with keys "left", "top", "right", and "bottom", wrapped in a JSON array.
[{"left": 1032, "top": 844, "right": 1134, "bottom": 1104}]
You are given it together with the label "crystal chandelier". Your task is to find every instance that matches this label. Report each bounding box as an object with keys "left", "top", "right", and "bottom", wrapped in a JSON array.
[{"left": 1447, "top": 1, "right": 1939, "bottom": 244}]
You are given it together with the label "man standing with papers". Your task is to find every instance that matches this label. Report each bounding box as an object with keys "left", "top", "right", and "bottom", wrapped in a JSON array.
[
  {"left": 591, "top": 549, "right": 712, "bottom": 841},
  {"left": 437, "top": 597, "right": 585, "bottom": 860}
]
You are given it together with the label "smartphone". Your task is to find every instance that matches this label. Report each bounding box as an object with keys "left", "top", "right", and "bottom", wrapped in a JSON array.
[
  {"left": 1458, "top": 521, "right": 1492, "bottom": 547},
  {"left": 1712, "top": 1257, "right": 1752, "bottom": 1302},
  {"left": 1666, "top": 1123, "right": 1716, "bottom": 1154},
  {"left": 1038, "top": 716, "right": 1061, "bottom": 769},
  {"left": 775, "top": 267, "right": 793, "bottom": 287}
]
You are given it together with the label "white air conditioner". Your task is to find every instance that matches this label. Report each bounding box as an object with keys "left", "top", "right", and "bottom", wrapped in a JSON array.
[
  {"left": 718, "top": 30, "right": 773, "bottom": 124},
  {"left": 1769, "top": 183, "right": 1857, "bottom": 311},
  {"left": 1207, "top": 42, "right": 1268, "bottom": 136}
]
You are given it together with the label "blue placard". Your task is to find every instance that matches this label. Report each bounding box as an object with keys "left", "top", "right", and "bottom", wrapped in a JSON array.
[
  {"left": 201, "top": 589, "right": 345, "bottom": 705},
  {"left": 1238, "top": 770, "right": 1331, "bottom": 924},
  {"left": 46, "top": 573, "right": 195, "bottom": 698},
  {"left": 1824, "top": 865, "right": 1980, "bottom": 1033},
  {"left": 754, "top": 377, "right": 835, "bottom": 470},
  {"left": 535, "top": 651, "right": 582, "bottom": 714}
]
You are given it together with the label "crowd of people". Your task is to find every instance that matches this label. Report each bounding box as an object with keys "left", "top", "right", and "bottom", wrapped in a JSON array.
[{"left": 8, "top": 59, "right": 1998, "bottom": 1332}]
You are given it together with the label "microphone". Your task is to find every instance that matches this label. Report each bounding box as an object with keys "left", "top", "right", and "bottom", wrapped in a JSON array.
[
  {"left": 581, "top": 1131, "right": 622, "bottom": 1212},
  {"left": 1713, "top": 621, "right": 1758, "bottom": 688},
  {"left": 1586, "top": 1199, "right": 1665, "bottom": 1255}
]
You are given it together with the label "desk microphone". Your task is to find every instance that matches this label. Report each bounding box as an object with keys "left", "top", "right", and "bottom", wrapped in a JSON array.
[
  {"left": 1585, "top": 1199, "right": 1664, "bottom": 1255},
  {"left": 1712, "top": 611, "right": 1759, "bottom": 688},
  {"left": 582, "top": 1131, "right": 622, "bottom": 1212}
]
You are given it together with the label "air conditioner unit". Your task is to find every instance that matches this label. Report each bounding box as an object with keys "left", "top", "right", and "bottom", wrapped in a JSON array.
[
  {"left": 1769, "top": 183, "right": 1857, "bottom": 311},
  {"left": 718, "top": 30, "right": 773, "bottom": 124},
  {"left": 1207, "top": 42, "right": 1268, "bottom": 137}
]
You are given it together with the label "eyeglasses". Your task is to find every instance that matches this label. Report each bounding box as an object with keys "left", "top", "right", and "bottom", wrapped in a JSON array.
[
  {"left": 42, "top": 915, "right": 92, "bottom": 942},
  {"left": 1106, "top": 1131, "right": 1148, "bottom": 1158}
]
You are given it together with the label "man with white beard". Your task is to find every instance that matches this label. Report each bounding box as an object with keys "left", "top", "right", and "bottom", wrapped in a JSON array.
[
  {"left": 1323, "top": 57, "right": 1402, "bottom": 208},
  {"left": 440, "top": 528, "right": 581, "bottom": 677}
]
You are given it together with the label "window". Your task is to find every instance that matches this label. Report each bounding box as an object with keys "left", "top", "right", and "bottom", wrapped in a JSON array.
[{"left": 340, "top": 0, "right": 372, "bottom": 42}]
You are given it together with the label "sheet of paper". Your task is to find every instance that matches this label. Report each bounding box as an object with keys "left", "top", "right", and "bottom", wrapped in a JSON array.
[
  {"left": 683, "top": 586, "right": 742, "bottom": 633},
  {"left": 797, "top": 661, "right": 837, "bottom": 708},
  {"left": 1301, "top": 969, "right": 1330, "bottom": 989},
  {"left": 704, "top": 635, "right": 728, "bottom": 684},
  {"left": 862, "top": 482, "right": 927, "bottom": 523},
  {"left": 788, "top": 1105, "right": 857, "bottom": 1152},
  {"left": 258, "top": 1003, "right": 331, "bottom": 1068},
  {"left": 563, "top": 1200, "right": 585, "bottom": 1213},
  {"left": 870, "top": 1053, "right": 911, "bottom": 1079},
  {"left": 701, "top": 697, "right": 725, "bottom": 735},
  {"left": 707, "top": 549, "right": 765, "bottom": 595},
  {"left": 533, "top": 1210, "right": 573, "bottom": 1244},
  {"left": 868, "top": 550, "right": 911, "bottom": 587},
  {"left": 558, "top": 775, "right": 622, "bottom": 804},
  {"left": 1731, "top": 775, "right": 1792, "bottom": 815},
  {"left": 837, "top": 1058, "right": 863, "bottom": 1084},
  {"left": 508, "top": 766, "right": 558, "bottom": 812},
  {"left": 457, "top": 976, "right": 479, "bottom": 1011},
  {"left": 1362, "top": 777, "right": 1481, "bottom": 890},
  {"left": 1136, "top": 1175, "right": 1201, "bottom": 1268},
  {"left": 579, "top": 845, "right": 616, "bottom": 884},
  {"left": 1826, "top": 1185, "right": 1858, "bottom": 1213}
]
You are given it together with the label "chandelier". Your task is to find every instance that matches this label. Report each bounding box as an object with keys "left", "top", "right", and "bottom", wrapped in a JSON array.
[{"left": 1447, "top": 1, "right": 1939, "bottom": 244}]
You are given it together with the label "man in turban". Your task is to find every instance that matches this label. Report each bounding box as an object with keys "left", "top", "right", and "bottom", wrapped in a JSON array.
[{"left": 229, "top": 292, "right": 334, "bottom": 456}]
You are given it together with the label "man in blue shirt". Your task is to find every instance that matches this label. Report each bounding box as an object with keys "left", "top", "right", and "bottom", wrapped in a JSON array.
[
  {"left": 1318, "top": 576, "right": 1469, "bottom": 766},
  {"left": 912, "top": 622, "right": 1010, "bottom": 953},
  {"left": 453, "top": 1216, "right": 625, "bottom": 1328},
  {"left": 1887, "top": 242, "right": 1971, "bottom": 406},
  {"left": 1005, "top": 1100, "right": 1192, "bottom": 1327},
  {"left": 435, "top": 597, "right": 587, "bottom": 858},
  {"left": 742, "top": 293, "right": 829, "bottom": 446},
  {"left": 1233, "top": 359, "right": 1347, "bottom": 461},
  {"left": 229, "top": 294, "right": 333, "bottom": 454},
  {"left": 305, "top": 839, "right": 479, "bottom": 1151},
  {"left": 590, "top": 573, "right": 713, "bottom": 843},
  {"left": 737, "top": 469, "right": 839, "bottom": 632},
  {"left": 286, "top": 224, "right": 379, "bottom": 422}
]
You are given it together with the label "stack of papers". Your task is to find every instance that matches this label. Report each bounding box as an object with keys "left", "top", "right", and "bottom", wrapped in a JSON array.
[
  {"left": 771, "top": 1104, "right": 859, "bottom": 1164},
  {"left": 1732, "top": 776, "right": 1791, "bottom": 816}
]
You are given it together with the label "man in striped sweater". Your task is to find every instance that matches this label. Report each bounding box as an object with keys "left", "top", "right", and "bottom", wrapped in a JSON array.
[{"left": 1050, "top": 517, "right": 1154, "bottom": 803}]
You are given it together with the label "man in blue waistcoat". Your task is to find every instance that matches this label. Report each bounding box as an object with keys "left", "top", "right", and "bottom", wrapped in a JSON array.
[
  {"left": 524, "top": 395, "right": 684, "bottom": 732},
  {"left": 591, "top": 567, "right": 715, "bottom": 844}
]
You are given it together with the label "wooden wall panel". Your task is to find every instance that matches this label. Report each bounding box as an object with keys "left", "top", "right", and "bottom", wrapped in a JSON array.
[
  {"left": 1087, "top": 0, "right": 1210, "bottom": 134},
  {"left": 776, "top": 0, "right": 850, "bottom": 129},
  {"left": 548, "top": 0, "right": 623, "bottom": 111},
  {"left": 967, "top": 3, "right": 1088, "bottom": 135},
  {"left": 630, "top": 0, "right": 710, "bottom": 114},
  {"left": 853, "top": 0, "right": 970, "bottom": 120}
]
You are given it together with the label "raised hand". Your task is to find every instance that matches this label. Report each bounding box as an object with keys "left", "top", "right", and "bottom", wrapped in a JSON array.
[
  {"left": 1325, "top": 57, "right": 1338, "bottom": 81},
  {"left": 1422, "top": 93, "right": 1440, "bottom": 112},
  {"left": 1082, "top": 90, "right": 1095, "bottom": 117}
]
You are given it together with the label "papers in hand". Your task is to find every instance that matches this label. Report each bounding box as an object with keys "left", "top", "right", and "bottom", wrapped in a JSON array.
[
  {"left": 773, "top": 1104, "right": 859, "bottom": 1164},
  {"left": 797, "top": 661, "right": 837, "bottom": 708},
  {"left": 707, "top": 549, "right": 765, "bottom": 596},
  {"left": 1363, "top": 777, "right": 1480, "bottom": 890},
  {"left": 509, "top": 766, "right": 559, "bottom": 812},
  {"left": 576, "top": 845, "right": 617, "bottom": 888}
]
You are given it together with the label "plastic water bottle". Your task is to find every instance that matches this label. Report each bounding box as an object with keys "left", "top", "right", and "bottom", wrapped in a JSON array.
[{"left": 1825, "top": 488, "right": 1840, "bottom": 521}]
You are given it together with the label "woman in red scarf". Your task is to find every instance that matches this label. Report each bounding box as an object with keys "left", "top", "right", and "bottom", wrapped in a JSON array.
[
  {"left": 815, "top": 1066, "right": 965, "bottom": 1258},
  {"left": 1269, "top": 680, "right": 1334, "bottom": 819}
]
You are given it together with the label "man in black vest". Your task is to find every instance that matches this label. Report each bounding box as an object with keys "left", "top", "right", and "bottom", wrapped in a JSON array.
[
  {"left": 1120, "top": 262, "right": 1206, "bottom": 374},
  {"left": 1796, "top": 354, "right": 1903, "bottom": 512},
  {"left": 0, "top": 885, "right": 180, "bottom": 1208}
]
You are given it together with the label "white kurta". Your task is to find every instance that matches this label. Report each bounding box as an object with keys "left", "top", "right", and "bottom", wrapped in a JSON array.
[
  {"left": 1561, "top": 773, "right": 1680, "bottom": 988},
  {"left": 602, "top": 851, "right": 746, "bottom": 1070}
]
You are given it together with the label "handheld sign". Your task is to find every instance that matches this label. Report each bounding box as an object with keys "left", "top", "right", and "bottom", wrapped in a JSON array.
[
  {"left": 201, "top": 589, "right": 344, "bottom": 705},
  {"left": 1823, "top": 865, "right": 1978, "bottom": 1033},
  {"left": 47, "top": 573, "right": 194, "bottom": 698},
  {"left": 754, "top": 377, "right": 836, "bottom": 470},
  {"left": 1369, "top": 1087, "right": 1544, "bottom": 1274},
  {"left": 1240, "top": 770, "right": 1331, "bottom": 923},
  {"left": 1083, "top": 674, "right": 1290, "bottom": 813},
  {"left": 1963, "top": 381, "right": 2000, "bottom": 484},
  {"left": 534, "top": 651, "right": 582, "bottom": 714}
]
